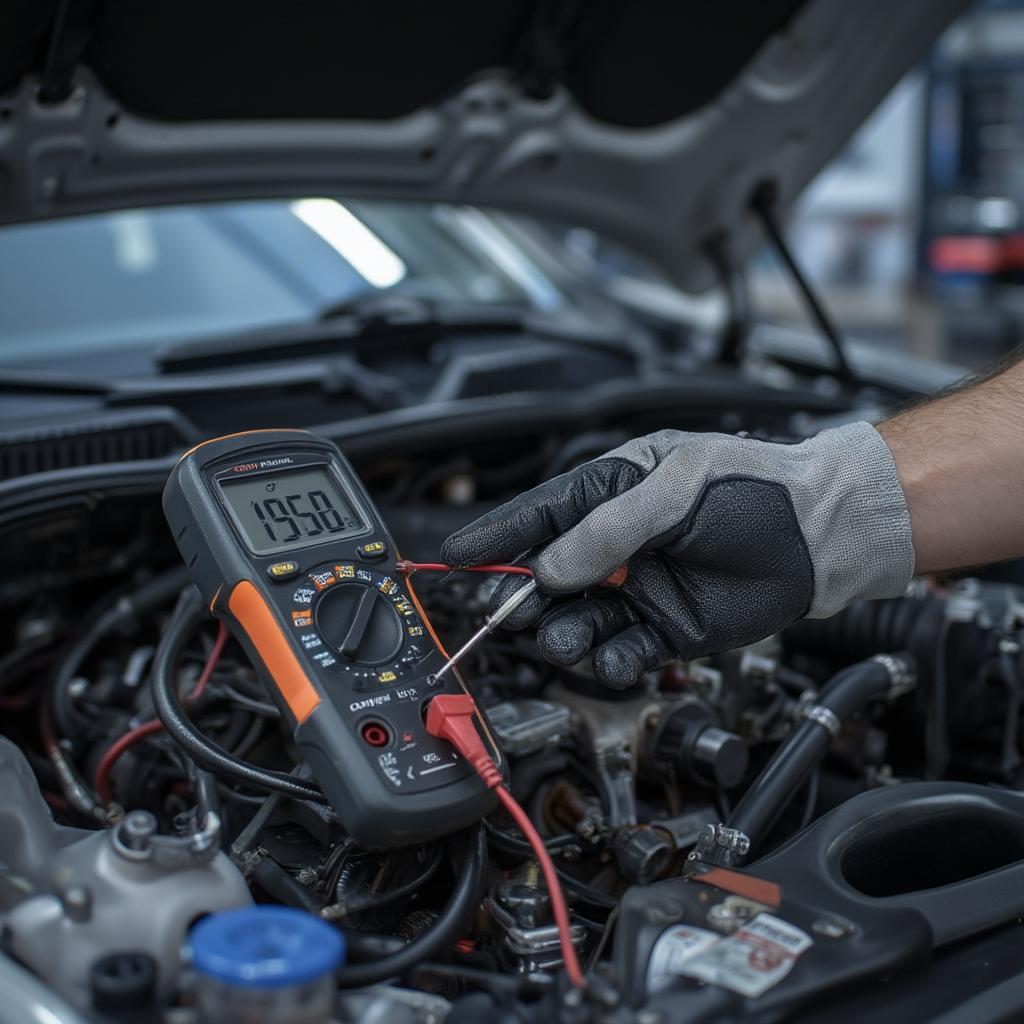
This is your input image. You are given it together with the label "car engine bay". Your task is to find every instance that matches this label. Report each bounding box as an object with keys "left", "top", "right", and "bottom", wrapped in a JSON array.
[{"left": 3, "top": 401, "right": 1024, "bottom": 1024}]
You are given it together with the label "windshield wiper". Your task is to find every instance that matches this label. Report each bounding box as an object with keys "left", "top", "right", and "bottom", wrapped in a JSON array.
[
  {"left": 0, "top": 356, "right": 407, "bottom": 410},
  {"left": 0, "top": 370, "right": 116, "bottom": 398},
  {"left": 155, "top": 293, "right": 654, "bottom": 373}
]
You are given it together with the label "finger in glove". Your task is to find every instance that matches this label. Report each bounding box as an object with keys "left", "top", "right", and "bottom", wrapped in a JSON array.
[
  {"left": 591, "top": 623, "right": 673, "bottom": 690},
  {"left": 535, "top": 596, "right": 637, "bottom": 666}
]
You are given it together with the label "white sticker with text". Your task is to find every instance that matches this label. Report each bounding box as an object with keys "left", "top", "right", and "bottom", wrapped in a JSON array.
[
  {"left": 676, "top": 913, "right": 812, "bottom": 998},
  {"left": 647, "top": 924, "right": 720, "bottom": 994}
]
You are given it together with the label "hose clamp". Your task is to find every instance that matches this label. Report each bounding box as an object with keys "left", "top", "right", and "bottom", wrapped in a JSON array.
[
  {"left": 800, "top": 703, "right": 840, "bottom": 738},
  {"left": 872, "top": 653, "right": 917, "bottom": 702}
]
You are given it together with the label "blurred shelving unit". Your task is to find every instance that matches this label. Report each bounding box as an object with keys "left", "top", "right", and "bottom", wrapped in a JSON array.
[{"left": 921, "top": 0, "right": 1024, "bottom": 364}]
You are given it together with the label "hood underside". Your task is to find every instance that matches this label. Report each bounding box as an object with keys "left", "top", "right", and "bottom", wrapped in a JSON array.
[{"left": 0, "top": 0, "right": 968, "bottom": 290}]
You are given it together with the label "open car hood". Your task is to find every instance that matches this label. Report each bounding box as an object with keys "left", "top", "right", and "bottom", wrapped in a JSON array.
[{"left": 1, "top": 0, "right": 967, "bottom": 291}]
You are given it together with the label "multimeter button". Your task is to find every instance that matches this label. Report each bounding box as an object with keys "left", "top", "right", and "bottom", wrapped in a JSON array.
[
  {"left": 357, "top": 541, "right": 387, "bottom": 560},
  {"left": 315, "top": 583, "right": 403, "bottom": 665},
  {"left": 266, "top": 560, "right": 300, "bottom": 581}
]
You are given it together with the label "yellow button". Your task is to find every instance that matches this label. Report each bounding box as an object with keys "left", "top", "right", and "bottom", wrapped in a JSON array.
[
  {"left": 358, "top": 541, "right": 387, "bottom": 560},
  {"left": 267, "top": 560, "right": 299, "bottom": 581}
]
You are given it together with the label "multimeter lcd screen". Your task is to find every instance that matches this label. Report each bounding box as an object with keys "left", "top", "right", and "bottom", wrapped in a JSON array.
[{"left": 220, "top": 467, "right": 366, "bottom": 554}]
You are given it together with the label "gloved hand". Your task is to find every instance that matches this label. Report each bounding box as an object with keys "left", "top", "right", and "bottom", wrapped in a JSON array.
[{"left": 441, "top": 422, "right": 914, "bottom": 689}]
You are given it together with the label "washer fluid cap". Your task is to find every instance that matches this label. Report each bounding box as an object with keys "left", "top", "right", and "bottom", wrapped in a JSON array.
[{"left": 188, "top": 906, "right": 345, "bottom": 988}]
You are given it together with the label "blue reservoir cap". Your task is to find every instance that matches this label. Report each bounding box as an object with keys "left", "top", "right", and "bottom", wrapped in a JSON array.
[{"left": 189, "top": 907, "right": 345, "bottom": 989}]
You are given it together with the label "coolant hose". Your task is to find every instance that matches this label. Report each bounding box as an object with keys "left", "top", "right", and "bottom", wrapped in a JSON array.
[
  {"left": 728, "top": 653, "right": 915, "bottom": 855},
  {"left": 151, "top": 590, "right": 326, "bottom": 804},
  {"left": 335, "top": 823, "right": 487, "bottom": 988}
]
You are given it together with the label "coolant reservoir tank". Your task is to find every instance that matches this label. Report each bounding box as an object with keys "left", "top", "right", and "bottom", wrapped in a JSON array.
[{"left": 187, "top": 906, "right": 345, "bottom": 1024}]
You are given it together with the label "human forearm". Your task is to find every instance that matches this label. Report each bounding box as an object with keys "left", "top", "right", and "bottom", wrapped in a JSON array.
[{"left": 878, "top": 353, "right": 1024, "bottom": 574}]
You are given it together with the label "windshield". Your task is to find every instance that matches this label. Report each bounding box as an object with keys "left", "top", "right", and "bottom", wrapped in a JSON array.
[{"left": 0, "top": 199, "right": 567, "bottom": 367}]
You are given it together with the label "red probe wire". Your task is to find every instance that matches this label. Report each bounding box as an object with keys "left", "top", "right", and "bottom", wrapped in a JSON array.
[
  {"left": 398, "top": 560, "right": 629, "bottom": 589},
  {"left": 425, "top": 693, "right": 586, "bottom": 988},
  {"left": 396, "top": 561, "right": 535, "bottom": 578},
  {"left": 404, "top": 560, "right": 585, "bottom": 983},
  {"left": 95, "top": 622, "right": 228, "bottom": 806}
]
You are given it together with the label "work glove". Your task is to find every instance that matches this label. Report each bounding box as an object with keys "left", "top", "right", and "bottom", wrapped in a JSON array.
[{"left": 441, "top": 422, "right": 914, "bottom": 689}]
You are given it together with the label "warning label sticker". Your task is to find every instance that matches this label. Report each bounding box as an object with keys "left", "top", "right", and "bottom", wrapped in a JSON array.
[
  {"left": 678, "top": 913, "right": 812, "bottom": 998},
  {"left": 647, "top": 914, "right": 812, "bottom": 999},
  {"left": 647, "top": 925, "right": 719, "bottom": 994}
]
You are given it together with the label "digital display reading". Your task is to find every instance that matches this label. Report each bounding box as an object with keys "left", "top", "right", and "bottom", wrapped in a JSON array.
[{"left": 220, "top": 466, "right": 366, "bottom": 554}]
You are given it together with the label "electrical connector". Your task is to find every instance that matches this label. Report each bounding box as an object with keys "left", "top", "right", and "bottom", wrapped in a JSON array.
[{"left": 424, "top": 694, "right": 502, "bottom": 789}]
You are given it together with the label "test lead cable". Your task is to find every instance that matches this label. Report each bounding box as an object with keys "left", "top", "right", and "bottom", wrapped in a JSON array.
[{"left": 424, "top": 692, "right": 586, "bottom": 988}]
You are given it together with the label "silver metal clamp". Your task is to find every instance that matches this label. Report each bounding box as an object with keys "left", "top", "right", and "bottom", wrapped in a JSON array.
[
  {"left": 800, "top": 703, "right": 841, "bottom": 738},
  {"left": 872, "top": 653, "right": 917, "bottom": 702}
]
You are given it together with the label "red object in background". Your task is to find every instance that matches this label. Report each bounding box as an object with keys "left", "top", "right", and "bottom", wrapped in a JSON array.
[{"left": 929, "top": 234, "right": 1024, "bottom": 274}]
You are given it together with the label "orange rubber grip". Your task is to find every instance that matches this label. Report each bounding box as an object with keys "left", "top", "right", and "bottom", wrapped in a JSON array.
[{"left": 227, "top": 580, "right": 321, "bottom": 723}]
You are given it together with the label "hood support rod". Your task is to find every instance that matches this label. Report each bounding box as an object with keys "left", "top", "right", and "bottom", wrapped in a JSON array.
[
  {"left": 38, "top": 0, "right": 101, "bottom": 105},
  {"left": 751, "top": 180, "right": 858, "bottom": 386}
]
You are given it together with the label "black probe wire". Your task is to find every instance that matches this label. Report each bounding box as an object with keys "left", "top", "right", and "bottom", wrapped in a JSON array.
[
  {"left": 336, "top": 823, "right": 487, "bottom": 988},
  {"left": 151, "top": 590, "right": 326, "bottom": 805}
]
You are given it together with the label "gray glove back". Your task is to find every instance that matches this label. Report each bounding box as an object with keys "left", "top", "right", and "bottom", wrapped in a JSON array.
[{"left": 441, "top": 422, "right": 915, "bottom": 689}]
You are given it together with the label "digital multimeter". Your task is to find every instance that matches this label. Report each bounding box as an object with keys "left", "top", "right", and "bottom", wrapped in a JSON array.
[{"left": 163, "top": 429, "right": 498, "bottom": 847}]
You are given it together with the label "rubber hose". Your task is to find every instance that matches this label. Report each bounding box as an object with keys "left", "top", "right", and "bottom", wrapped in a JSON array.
[
  {"left": 251, "top": 857, "right": 322, "bottom": 913},
  {"left": 729, "top": 655, "right": 914, "bottom": 854},
  {"left": 786, "top": 595, "right": 941, "bottom": 666},
  {"left": 51, "top": 566, "right": 191, "bottom": 739},
  {"left": 336, "top": 823, "right": 487, "bottom": 988},
  {"left": 151, "top": 591, "right": 325, "bottom": 804},
  {"left": 328, "top": 845, "right": 443, "bottom": 917}
]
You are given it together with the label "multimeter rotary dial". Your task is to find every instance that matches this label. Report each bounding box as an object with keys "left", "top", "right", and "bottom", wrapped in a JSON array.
[
  {"left": 315, "top": 582, "right": 404, "bottom": 664},
  {"left": 289, "top": 563, "right": 429, "bottom": 684}
]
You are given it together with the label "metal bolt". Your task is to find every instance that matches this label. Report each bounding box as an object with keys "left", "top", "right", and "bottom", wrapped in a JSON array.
[
  {"left": 67, "top": 678, "right": 89, "bottom": 699},
  {"left": 120, "top": 810, "right": 157, "bottom": 852},
  {"left": 60, "top": 885, "right": 92, "bottom": 923},
  {"left": 812, "top": 917, "right": 852, "bottom": 939}
]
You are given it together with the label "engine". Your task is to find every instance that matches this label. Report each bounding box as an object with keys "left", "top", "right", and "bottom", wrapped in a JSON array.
[{"left": 1, "top": 432, "right": 1023, "bottom": 1023}]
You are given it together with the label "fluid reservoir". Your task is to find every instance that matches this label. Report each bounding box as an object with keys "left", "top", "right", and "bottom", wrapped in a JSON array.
[{"left": 187, "top": 906, "right": 345, "bottom": 1024}]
